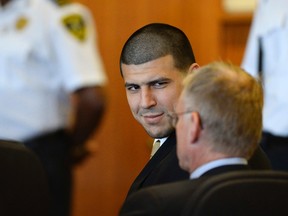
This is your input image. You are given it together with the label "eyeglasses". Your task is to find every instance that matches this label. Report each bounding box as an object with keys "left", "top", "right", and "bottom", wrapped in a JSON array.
[
  {"left": 167, "top": 111, "right": 193, "bottom": 127},
  {"left": 167, "top": 111, "right": 203, "bottom": 128}
]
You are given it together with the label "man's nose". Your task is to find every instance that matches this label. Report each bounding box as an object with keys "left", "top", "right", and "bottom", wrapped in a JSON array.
[{"left": 140, "top": 89, "right": 156, "bottom": 109}]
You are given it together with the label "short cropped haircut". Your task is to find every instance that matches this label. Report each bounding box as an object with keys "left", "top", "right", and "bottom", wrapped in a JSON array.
[
  {"left": 120, "top": 23, "right": 196, "bottom": 76},
  {"left": 182, "top": 62, "right": 263, "bottom": 158}
]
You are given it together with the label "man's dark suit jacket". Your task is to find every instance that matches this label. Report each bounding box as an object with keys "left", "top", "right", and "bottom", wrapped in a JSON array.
[
  {"left": 126, "top": 131, "right": 271, "bottom": 197},
  {"left": 0, "top": 139, "right": 49, "bottom": 216},
  {"left": 120, "top": 165, "right": 250, "bottom": 216}
]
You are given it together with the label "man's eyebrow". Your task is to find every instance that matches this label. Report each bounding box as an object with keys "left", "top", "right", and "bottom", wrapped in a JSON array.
[
  {"left": 124, "top": 77, "right": 171, "bottom": 87},
  {"left": 124, "top": 82, "right": 136, "bottom": 87},
  {"left": 148, "top": 78, "right": 171, "bottom": 85}
]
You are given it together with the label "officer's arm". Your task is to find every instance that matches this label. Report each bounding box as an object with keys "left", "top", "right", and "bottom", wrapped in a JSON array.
[{"left": 69, "top": 86, "right": 106, "bottom": 164}]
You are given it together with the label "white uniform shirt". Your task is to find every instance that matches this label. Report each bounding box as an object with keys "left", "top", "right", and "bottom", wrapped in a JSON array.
[
  {"left": 0, "top": 0, "right": 107, "bottom": 140},
  {"left": 242, "top": 0, "right": 288, "bottom": 136}
]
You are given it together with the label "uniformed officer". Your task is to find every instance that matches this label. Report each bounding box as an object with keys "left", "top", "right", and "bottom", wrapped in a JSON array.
[
  {"left": 242, "top": 0, "right": 288, "bottom": 171},
  {"left": 0, "top": 0, "right": 107, "bottom": 215}
]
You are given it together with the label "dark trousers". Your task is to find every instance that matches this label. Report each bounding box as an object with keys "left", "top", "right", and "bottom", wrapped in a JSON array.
[
  {"left": 260, "top": 132, "right": 288, "bottom": 171},
  {"left": 24, "top": 130, "right": 72, "bottom": 216}
]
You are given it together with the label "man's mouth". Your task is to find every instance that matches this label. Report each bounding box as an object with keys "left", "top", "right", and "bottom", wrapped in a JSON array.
[{"left": 142, "top": 113, "right": 164, "bottom": 124}]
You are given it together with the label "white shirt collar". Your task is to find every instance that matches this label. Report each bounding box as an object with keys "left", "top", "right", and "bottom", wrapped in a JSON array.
[
  {"left": 190, "top": 157, "right": 248, "bottom": 179},
  {"left": 154, "top": 137, "right": 168, "bottom": 147}
]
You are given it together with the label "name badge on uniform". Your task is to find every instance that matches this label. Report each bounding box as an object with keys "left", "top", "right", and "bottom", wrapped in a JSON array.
[{"left": 62, "top": 14, "right": 86, "bottom": 42}]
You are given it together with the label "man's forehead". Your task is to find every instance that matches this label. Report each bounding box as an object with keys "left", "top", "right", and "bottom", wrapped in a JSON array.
[
  {"left": 122, "top": 55, "right": 175, "bottom": 72},
  {"left": 122, "top": 60, "right": 181, "bottom": 84}
]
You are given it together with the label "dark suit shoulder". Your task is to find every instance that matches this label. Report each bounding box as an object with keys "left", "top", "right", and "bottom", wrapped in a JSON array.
[
  {"left": 248, "top": 146, "right": 271, "bottom": 169},
  {"left": 120, "top": 179, "right": 206, "bottom": 216},
  {"left": 120, "top": 165, "right": 251, "bottom": 216}
]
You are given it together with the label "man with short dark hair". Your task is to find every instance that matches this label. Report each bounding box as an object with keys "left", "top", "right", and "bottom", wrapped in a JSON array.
[{"left": 120, "top": 23, "right": 271, "bottom": 198}]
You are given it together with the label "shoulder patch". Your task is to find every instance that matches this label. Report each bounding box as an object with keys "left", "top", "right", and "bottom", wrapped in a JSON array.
[{"left": 62, "top": 14, "right": 86, "bottom": 41}]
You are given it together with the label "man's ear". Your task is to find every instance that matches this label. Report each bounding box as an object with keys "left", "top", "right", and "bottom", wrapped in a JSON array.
[
  {"left": 188, "top": 63, "right": 200, "bottom": 75},
  {"left": 189, "top": 112, "right": 202, "bottom": 144}
]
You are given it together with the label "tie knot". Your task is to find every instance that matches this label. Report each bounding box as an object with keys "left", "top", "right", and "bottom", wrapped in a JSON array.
[{"left": 150, "top": 140, "right": 161, "bottom": 158}]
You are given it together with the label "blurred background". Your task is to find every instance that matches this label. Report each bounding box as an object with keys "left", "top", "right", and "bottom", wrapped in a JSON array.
[{"left": 71, "top": 0, "right": 257, "bottom": 215}]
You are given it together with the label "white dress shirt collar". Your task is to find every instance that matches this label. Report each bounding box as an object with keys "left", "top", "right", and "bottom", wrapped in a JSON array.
[
  {"left": 190, "top": 157, "right": 248, "bottom": 179},
  {"left": 154, "top": 137, "right": 168, "bottom": 147}
]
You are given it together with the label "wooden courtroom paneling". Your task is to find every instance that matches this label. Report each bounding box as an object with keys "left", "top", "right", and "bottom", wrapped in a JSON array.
[
  {"left": 220, "top": 13, "right": 252, "bottom": 65},
  {"left": 70, "top": 1, "right": 252, "bottom": 215}
]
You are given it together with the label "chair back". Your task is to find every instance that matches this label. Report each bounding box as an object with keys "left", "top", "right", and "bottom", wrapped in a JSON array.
[
  {"left": 0, "top": 140, "right": 49, "bottom": 216},
  {"left": 182, "top": 170, "right": 288, "bottom": 216}
]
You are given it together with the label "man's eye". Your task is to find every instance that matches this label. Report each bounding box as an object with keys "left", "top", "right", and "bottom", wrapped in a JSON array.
[
  {"left": 126, "top": 85, "right": 139, "bottom": 91},
  {"left": 153, "top": 81, "right": 168, "bottom": 88}
]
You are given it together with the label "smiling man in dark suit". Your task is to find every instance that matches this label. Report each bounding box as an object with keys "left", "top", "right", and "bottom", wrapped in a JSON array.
[
  {"left": 119, "top": 61, "right": 265, "bottom": 215},
  {"left": 119, "top": 23, "right": 271, "bottom": 198}
]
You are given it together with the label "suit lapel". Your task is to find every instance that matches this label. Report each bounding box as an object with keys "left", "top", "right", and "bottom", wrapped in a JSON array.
[{"left": 126, "top": 132, "right": 176, "bottom": 196}]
